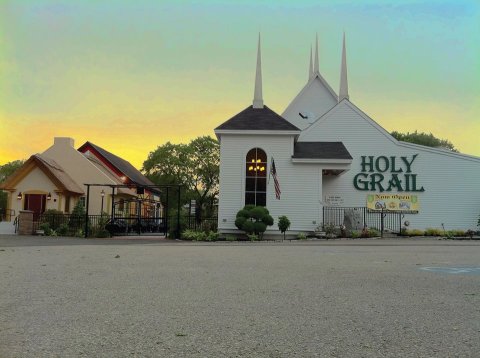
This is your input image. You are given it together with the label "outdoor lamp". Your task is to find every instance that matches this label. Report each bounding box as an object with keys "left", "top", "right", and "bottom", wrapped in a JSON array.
[
  {"left": 17, "top": 192, "right": 22, "bottom": 200},
  {"left": 47, "top": 193, "right": 52, "bottom": 200},
  {"left": 101, "top": 190, "right": 105, "bottom": 197}
]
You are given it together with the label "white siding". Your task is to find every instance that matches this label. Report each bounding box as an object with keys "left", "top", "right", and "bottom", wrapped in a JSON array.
[
  {"left": 218, "top": 134, "right": 324, "bottom": 233},
  {"left": 282, "top": 78, "right": 338, "bottom": 130},
  {"left": 301, "top": 101, "right": 480, "bottom": 230}
]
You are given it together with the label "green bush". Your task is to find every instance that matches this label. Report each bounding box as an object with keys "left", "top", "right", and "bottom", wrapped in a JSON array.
[
  {"left": 447, "top": 230, "right": 466, "bottom": 237},
  {"left": 242, "top": 220, "right": 255, "bottom": 234},
  {"left": 42, "top": 209, "right": 65, "bottom": 230},
  {"left": 277, "top": 215, "right": 291, "bottom": 240},
  {"left": 247, "top": 233, "right": 259, "bottom": 241},
  {"left": 39, "top": 223, "right": 52, "bottom": 236},
  {"left": 297, "top": 233, "right": 307, "bottom": 240},
  {"left": 235, "top": 216, "right": 247, "bottom": 230},
  {"left": 424, "top": 228, "right": 443, "bottom": 236},
  {"left": 235, "top": 205, "right": 273, "bottom": 238},
  {"left": 56, "top": 223, "right": 69, "bottom": 236},
  {"left": 407, "top": 229, "right": 424, "bottom": 236},
  {"left": 351, "top": 230, "right": 360, "bottom": 239},
  {"left": 225, "top": 234, "right": 236, "bottom": 241}
]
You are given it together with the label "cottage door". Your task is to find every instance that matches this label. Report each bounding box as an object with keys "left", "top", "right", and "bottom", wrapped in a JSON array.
[{"left": 24, "top": 194, "right": 46, "bottom": 217}]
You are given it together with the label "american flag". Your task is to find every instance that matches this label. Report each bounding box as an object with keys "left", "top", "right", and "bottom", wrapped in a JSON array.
[{"left": 270, "top": 158, "right": 281, "bottom": 200}]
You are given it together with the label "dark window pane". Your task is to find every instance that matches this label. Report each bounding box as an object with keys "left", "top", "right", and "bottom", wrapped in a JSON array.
[
  {"left": 245, "top": 192, "right": 256, "bottom": 206},
  {"left": 246, "top": 148, "right": 257, "bottom": 163},
  {"left": 256, "top": 178, "right": 266, "bottom": 192},
  {"left": 257, "top": 150, "right": 267, "bottom": 162},
  {"left": 256, "top": 193, "right": 266, "bottom": 207},
  {"left": 246, "top": 163, "right": 256, "bottom": 176},
  {"left": 245, "top": 178, "right": 256, "bottom": 191}
]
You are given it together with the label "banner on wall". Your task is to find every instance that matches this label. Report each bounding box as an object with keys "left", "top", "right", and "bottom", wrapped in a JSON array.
[{"left": 367, "top": 194, "right": 419, "bottom": 212}]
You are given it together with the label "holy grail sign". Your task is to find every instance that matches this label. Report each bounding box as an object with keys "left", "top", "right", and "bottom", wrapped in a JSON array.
[
  {"left": 367, "top": 193, "right": 419, "bottom": 212},
  {"left": 353, "top": 154, "right": 425, "bottom": 192}
]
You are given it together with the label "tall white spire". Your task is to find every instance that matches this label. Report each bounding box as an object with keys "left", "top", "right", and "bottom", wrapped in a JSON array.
[
  {"left": 309, "top": 45, "right": 313, "bottom": 79},
  {"left": 252, "top": 33, "right": 264, "bottom": 109},
  {"left": 314, "top": 33, "right": 319, "bottom": 74},
  {"left": 339, "top": 32, "right": 349, "bottom": 102}
]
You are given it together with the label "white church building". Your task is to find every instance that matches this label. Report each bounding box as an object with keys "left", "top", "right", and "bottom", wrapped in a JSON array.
[{"left": 215, "top": 35, "right": 480, "bottom": 235}]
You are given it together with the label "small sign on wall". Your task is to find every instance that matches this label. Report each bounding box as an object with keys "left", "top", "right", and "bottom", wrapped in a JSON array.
[
  {"left": 367, "top": 194, "right": 419, "bottom": 212},
  {"left": 324, "top": 195, "right": 344, "bottom": 206}
]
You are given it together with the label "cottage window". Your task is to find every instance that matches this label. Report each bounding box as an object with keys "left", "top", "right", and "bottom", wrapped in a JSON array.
[{"left": 245, "top": 148, "right": 267, "bottom": 206}]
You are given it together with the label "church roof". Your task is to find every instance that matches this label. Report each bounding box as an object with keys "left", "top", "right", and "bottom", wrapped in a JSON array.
[
  {"left": 78, "top": 142, "right": 157, "bottom": 190},
  {"left": 0, "top": 154, "right": 84, "bottom": 194},
  {"left": 292, "top": 142, "right": 352, "bottom": 159},
  {"left": 215, "top": 105, "right": 300, "bottom": 132}
]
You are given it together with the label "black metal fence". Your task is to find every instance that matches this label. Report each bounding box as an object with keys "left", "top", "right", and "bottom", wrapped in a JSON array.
[
  {"left": 32, "top": 213, "right": 108, "bottom": 237},
  {"left": 184, "top": 216, "right": 218, "bottom": 232},
  {"left": 323, "top": 206, "right": 412, "bottom": 234}
]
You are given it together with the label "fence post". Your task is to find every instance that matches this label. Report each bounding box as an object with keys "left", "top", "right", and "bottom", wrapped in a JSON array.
[{"left": 84, "top": 185, "right": 90, "bottom": 238}]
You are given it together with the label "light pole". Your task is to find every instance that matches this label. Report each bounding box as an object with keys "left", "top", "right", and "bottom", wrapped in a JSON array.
[{"left": 100, "top": 189, "right": 105, "bottom": 214}]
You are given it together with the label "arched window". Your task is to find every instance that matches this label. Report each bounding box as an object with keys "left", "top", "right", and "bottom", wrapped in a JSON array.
[{"left": 245, "top": 148, "right": 267, "bottom": 206}]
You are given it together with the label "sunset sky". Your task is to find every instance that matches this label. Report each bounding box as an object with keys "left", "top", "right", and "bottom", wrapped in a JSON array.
[{"left": 1, "top": 0, "right": 479, "bottom": 169}]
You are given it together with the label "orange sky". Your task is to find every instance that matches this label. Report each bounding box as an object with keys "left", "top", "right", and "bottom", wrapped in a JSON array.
[{"left": 1, "top": 1, "right": 479, "bottom": 169}]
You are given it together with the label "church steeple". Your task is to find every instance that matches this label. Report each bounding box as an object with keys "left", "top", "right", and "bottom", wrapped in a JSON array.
[
  {"left": 309, "top": 45, "right": 313, "bottom": 80},
  {"left": 314, "top": 33, "right": 319, "bottom": 74},
  {"left": 252, "top": 33, "right": 264, "bottom": 109},
  {"left": 339, "top": 32, "right": 349, "bottom": 102}
]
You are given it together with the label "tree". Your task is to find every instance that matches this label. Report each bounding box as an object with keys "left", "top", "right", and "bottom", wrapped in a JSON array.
[
  {"left": 391, "top": 131, "right": 457, "bottom": 152},
  {"left": 0, "top": 160, "right": 25, "bottom": 219},
  {"left": 142, "top": 136, "right": 220, "bottom": 220},
  {"left": 277, "top": 215, "right": 291, "bottom": 241},
  {"left": 0, "top": 160, "right": 25, "bottom": 183}
]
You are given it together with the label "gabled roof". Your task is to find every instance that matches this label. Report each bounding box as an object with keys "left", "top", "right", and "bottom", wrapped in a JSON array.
[
  {"left": 0, "top": 154, "right": 84, "bottom": 194},
  {"left": 215, "top": 105, "right": 300, "bottom": 132},
  {"left": 293, "top": 142, "right": 352, "bottom": 159},
  {"left": 78, "top": 142, "right": 155, "bottom": 188},
  {"left": 281, "top": 74, "right": 339, "bottom": 130}
]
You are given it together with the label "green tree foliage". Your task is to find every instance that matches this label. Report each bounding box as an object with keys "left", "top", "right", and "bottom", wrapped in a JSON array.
[
  {"left": 142, "top": 136, "right": 220, "bottom": 219},
  {"left": 0, "top": 160, "right": 25, "bottom": 183},
  {"left": 390, "top": 131, "right": 457, "bottom": 152},
  {"left": 277, "top": 215, "right": 291, "bottom": 240},
  {"left": 235, "top": 205, "right": 274, "bottom": 238},
  {"left": 0, "top": 160, "right": 25, "bottom": 219}
]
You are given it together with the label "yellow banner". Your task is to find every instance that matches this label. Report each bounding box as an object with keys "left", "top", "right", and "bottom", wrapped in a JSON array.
[{"left": 367, "top": 194, "right": 419, "bottom": 212}]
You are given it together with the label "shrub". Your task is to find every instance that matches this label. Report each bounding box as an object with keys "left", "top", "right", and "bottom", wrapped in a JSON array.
[
  {"left": 323, "top": 223, "right": 336, "bottom": 239},
  {"left": 225, "top": 234, "right": 236, "bottom": 241},
  {"left": 42, "top": 209, "right": 64, "bottom": 230},
  {"left": 424, "top": 228, "right": 443, "bottom": 236},
  {"left": 181, "top": 229, "right": 194, "bottom": 240},
  {"left": 235, "top": 205, "right": 274, "bottom": 238},
  {"left": 56, "top": 224, "right": 69, "bottom": 236},
  {"left": 39, "top": 222, "right": 52, "bottom": 236},
  {"left": 351, "top": 230, "right": 360, "bottom": 239},
  {"left": 407, "top": 229, "right": 424, "bottom": 237},
  {"left": 277, "top": 215, "right": 291, "bottom": 240},
  {"left": 247, "top": 233, "right": 259, "bottom": 241},
  {"left": 206, "top": 231, "right": 219, "bottom": 242},
  {"left": 447, "top": 230, "right": 466, "bottom": 237},
  {"left": 297, "top": 233, "right": 307, "bottom": 240}
]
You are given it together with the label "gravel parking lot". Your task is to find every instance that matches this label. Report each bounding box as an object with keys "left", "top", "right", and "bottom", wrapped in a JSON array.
[{"left": 1, "top": 236, "right": 479, "bottom": 357}]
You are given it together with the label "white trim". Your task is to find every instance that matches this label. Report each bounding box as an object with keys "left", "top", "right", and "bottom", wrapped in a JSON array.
[
  {"left": 291, "top": 158, "right": 352, "bottom": 164},
  {"left": 301, "top": 99, "right": 480, "bottom": 163},
  {"left": 215, "top": 130, "right": 300, "bottom": 136}
]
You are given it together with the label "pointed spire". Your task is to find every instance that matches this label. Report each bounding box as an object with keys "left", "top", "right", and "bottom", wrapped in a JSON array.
[
  {"left": 309, "top": 45, "right": 313, "bottom": 80},
  {"left": 339, "top": 32, "right": 349, "bottom": 102},
  {"left": 252, "top": 33, "right": 264, "bottom": 109},
  {"left": 314, "top": 33, "right": 319, "bottom": 74}
]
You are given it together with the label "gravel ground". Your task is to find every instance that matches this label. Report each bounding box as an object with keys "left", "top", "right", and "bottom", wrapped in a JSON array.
[{"left": 0, "top": 236, "right": 479, "bottom": 357}]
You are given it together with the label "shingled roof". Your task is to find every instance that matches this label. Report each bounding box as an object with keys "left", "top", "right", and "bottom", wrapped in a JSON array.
[
  {"left": 215, "top": 105, "right": 300, "bottom": 132},
  {"left": 0, "top": 154, "right": 84, "bottom": 194},
  {"left": 292, "top": 142, "right": 352, "bottom": 160},
  {"left": 78, "top": 142, "right": 156, "bottom": 189}
]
